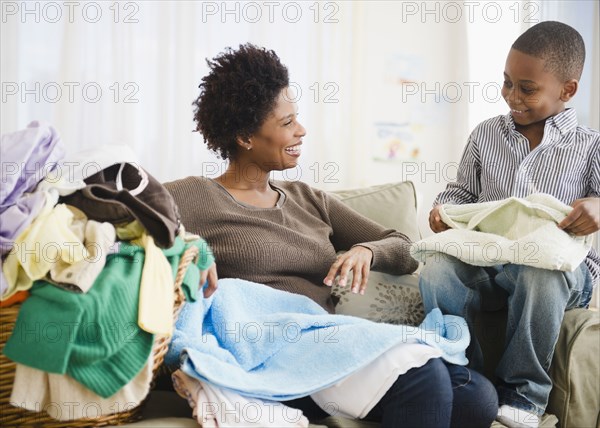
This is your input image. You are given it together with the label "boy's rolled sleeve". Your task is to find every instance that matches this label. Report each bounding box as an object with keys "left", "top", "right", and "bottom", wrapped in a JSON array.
[{"left": 434, "top": 131, "right": 481, "bottom": 206}]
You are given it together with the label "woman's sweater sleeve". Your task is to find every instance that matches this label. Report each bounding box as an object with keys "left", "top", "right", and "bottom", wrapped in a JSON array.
[{"left": 325, "top": 193, "right": 419, "bottom": 275}]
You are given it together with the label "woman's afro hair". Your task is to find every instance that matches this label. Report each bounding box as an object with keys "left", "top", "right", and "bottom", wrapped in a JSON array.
[{"left": 193, "top": 44, "right": 289, "bottom": 160}]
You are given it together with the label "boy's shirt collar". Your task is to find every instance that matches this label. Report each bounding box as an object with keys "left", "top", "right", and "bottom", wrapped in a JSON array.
[
  {"left": 503, "top": 108, "right": 578, "bottom": 137},
  {"left": 548, "top": 108, "right": 578, "bottom": 135}
]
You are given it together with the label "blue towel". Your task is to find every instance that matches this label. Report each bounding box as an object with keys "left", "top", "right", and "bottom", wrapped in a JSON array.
[{"left": 166, "top": 278, "right": 469, "bottom": 401}]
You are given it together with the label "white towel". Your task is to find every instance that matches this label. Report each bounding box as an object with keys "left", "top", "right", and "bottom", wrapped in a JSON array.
[
  {"left": 310, "top": 342, "right": 441, "bottom": 419},
  {"left": 172, "top": 370, "right": 309, "bottom": 428},
  {"left": 411, "top": 193, "right": 593, "bottom": 271},
  {"left": 10, "top": 354, "right": 153, "bottom": 420}
]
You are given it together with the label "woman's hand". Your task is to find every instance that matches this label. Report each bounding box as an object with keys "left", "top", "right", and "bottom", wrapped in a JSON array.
[
  {"left": 323, "top": 246, "right": 373, "bottom": 295},
  {"left": 558, "top": 197, "right": 600, "bottom": 236},
  {"left": 200, "top": 262, "right": 219, "bottom": 298},
  {"left": 429, "top": 205, "right": 450, "bottom": 233}
]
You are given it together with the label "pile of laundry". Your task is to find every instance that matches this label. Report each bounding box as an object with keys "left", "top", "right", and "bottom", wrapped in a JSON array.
[{"left": 0, "top": 121, "right": 213, "bottom": 421}]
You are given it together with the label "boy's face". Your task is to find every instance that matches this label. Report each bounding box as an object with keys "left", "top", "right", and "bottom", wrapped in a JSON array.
[{"left": 501, "top": 48, "right": 569, "bottom": 127}]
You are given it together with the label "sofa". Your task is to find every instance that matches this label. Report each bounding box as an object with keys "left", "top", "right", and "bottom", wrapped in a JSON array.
[{"left": 124, "top": 181, "right": 600, "bottom": 428}]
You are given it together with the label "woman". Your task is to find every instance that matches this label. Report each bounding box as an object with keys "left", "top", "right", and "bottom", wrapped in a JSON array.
[{"left": 166, "top": 44, "right": 497, "bottom": 427}]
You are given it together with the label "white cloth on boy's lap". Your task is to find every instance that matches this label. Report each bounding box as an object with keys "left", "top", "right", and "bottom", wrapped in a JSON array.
[
  {"left": 433, "top": 108, "right": 600, "bottom": 285},
  {"left": 411, "top": 193, "right": 593, "bottom": 271}
]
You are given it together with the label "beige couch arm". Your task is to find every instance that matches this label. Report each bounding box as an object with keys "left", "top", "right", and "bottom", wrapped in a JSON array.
[{"left": 548, "top": 308, "right": 600, "bottom": 428}]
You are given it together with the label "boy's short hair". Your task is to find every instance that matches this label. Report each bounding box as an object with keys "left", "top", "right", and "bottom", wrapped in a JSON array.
[{"left": 512, "top": 21, "right": 585, "bottom": 82}]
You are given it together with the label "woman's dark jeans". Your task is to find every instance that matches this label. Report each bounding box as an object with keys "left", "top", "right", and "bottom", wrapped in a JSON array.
[{"left": 285, "top": 358, "right": 498, "bottom": 428}]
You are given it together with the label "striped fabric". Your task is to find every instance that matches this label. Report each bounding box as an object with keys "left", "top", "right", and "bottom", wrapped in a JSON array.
[{"left": 435, "top": 108, "right": 600, "bottom": 287}]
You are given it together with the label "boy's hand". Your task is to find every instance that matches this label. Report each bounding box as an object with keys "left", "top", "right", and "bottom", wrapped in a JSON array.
[
  {"left": 429, "top": 205, "right": 450, "bottom": 233},
  {"left": 558, "top": 197, "right": 600, "bottom": 236}
]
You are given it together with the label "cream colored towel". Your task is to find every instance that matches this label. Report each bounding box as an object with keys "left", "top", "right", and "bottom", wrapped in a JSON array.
[
  {"left": 10, "top": 354, "right": 153, "bottom": 420},
  {"left": 49, "top": 215, "right": 116, "bottom": 292},
  {"left": 172, "top": 370, "right": 309, "bottom": 428},
  {"left": 133, "top": 233, "right": 174, "bottom": 336},
  {"left": 116, "top": 221, "right": 175, "bottom": 336},
  {"left": 2, "top": 199, "right": 87, "bottom": 299},
  {"left": 411, "top": 193, "right": 593, "bottom": 271}
]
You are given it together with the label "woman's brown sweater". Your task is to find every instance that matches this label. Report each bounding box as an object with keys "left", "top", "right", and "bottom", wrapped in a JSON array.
[{"left": 164, "top": 176, "right": 418, "bottom": 312}]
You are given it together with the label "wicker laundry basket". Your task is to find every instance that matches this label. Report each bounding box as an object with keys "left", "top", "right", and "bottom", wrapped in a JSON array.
[{"left": 0, "top": 245, "right": 199, "bottom": 427}]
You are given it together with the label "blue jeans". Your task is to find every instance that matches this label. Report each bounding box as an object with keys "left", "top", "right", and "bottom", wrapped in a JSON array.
[
  {"left": 364, "top": 359, "right": 498, "bottom": 427},
  {"left": 419, "top": 255, "right": 593, "bottom": 416},
  {"left": 285, "top": 358, "right": 498, "bottom": 427}
]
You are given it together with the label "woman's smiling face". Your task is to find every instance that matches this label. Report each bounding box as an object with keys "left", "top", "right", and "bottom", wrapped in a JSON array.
[{"left": 246, "top": 87, "right": 306, "bottom": 171}]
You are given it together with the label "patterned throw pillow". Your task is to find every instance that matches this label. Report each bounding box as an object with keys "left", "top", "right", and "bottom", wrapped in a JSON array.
[
  {"left": 332, "top": 272, "right": 425, "bottom": 326},
  {"left": 330, "top": 182, "right": 423, "bottom": 326}
]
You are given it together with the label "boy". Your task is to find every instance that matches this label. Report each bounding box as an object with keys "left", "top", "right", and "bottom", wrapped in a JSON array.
[{"left": 419, "top": 21, "right": 600, "bottom": 428}]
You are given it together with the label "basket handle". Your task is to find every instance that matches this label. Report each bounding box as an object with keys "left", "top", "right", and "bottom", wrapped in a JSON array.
[{"left": 172, "top": 245, "right": 200, "bottom": 318}]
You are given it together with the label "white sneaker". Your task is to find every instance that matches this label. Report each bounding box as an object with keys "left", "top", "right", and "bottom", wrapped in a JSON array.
[{"left": 497, "top": 404, "right": 540, "bottom": 428}]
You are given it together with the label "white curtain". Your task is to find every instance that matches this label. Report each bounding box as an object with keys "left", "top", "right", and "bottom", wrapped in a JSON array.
[
  {"left": 2, "top": 1, "right": 598, "bottom": 237},
  {"left": 1, "top": 1, "right": 358, "bottom": 185},
  {"left": 1, "top": 2, "right": 466, "bottom": 177}
]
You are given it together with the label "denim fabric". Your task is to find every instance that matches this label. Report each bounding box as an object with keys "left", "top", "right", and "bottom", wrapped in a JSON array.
[
  {"left": 286, "top": 359, "right": 498, "bottom": 428},
  {"left": 419, "top": 255, "right": 592, "bottom": 415},
  {"left": 365, "top": 359, "right": 497, "bottom": 428}
]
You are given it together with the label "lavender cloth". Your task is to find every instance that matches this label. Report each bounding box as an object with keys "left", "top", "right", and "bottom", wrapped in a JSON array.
[
  {"left": 0, "top": 265, "right": 6, "bottom": 296},
  {"left": 0, "top": 192, "right": 47, "bottom": 257},
  {"left": 7, "top": 145, "right": 139, "bottom": 257},
  {"left": 1, "top": 121, "right": 64, "bottom": 296},
  {"left": 0, "top": 121, "right": 65, "bottom": 212}
]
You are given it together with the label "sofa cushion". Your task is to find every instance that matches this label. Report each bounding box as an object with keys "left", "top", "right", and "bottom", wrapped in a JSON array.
[{"left": 331, "top": 181, "right": 420, "bottom": 242}]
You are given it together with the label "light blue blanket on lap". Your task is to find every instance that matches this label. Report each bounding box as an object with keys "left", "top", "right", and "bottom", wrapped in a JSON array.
[{"left": 166, "top": 278, "right": 469, "bottom": 401}]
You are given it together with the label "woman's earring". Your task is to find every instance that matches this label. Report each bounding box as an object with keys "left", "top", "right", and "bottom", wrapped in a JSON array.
[{"left": 247, "top": 146, "right": 252, "bottom": 151}]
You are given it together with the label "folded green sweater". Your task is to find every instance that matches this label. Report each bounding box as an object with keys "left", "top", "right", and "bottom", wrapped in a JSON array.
[{"left": 3, "top": 236, "right": 214, "bottom": 398}]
